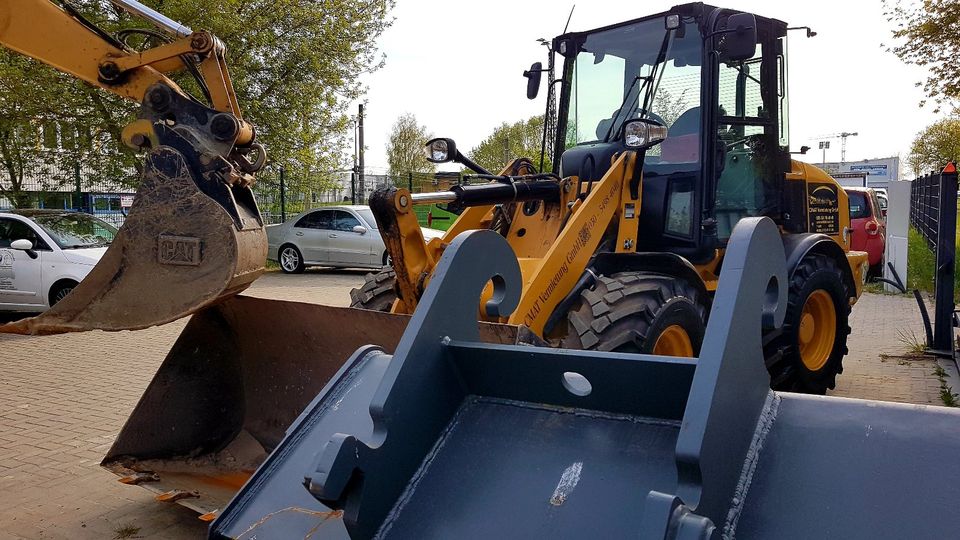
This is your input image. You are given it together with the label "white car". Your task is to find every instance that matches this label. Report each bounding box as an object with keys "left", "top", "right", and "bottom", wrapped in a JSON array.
[
  {"left": 0, "top": 210, "right": 115, "bottom": 312},
  {"left": 266, "top": 205, "right": 444, "bottom": 273}
]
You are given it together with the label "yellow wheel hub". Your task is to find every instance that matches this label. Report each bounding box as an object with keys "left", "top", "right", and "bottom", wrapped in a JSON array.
[
  {"left": 652, "top": 324, "right": 694, "bottom": 357},
  {"left": 798, "top": 290, "right": 836, "bottom": 372}
]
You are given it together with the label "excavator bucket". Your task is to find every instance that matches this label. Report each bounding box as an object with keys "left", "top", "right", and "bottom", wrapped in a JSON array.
[
  {"left": 101, "top": 295, "right": 525, "bottom": 515},
  {"left": 0, "top": 146, "right": 266, "bottom": 335}
]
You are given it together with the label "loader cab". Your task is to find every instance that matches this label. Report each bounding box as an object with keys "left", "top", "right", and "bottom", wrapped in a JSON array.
[{"left": 554, "top": 3, "right": 790, "bottom": 263}]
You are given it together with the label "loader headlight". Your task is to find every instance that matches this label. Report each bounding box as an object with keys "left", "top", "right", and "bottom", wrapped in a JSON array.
[
  {"left": 424, "top": 138, "right": 457, "bottom": 163},
  {"left": 623, "top": 118, "right": 668, "bottom": 150}
]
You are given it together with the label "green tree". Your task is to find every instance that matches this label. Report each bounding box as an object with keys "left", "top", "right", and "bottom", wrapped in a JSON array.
[
  {"left": 466, "top": 115, "right": 551, "bottom": 173},
  {"left": 652, "top": 88, "right": 692, "bottom": 128},
  {"left": 0, "top": 0, "right": 395, "bottom": 204},
  {"left": 885, "top": 0, "right": 960, "bottom": 112},
  {"left": 386, "top": 113, "right": 434, "bottom": 178},
  {"left": 908, "top": 117, "right": 960, "bottom": 176}
]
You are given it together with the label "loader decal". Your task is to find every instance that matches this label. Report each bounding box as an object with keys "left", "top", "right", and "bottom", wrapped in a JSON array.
[
  {"left": 807, "top": 183, "right": 840, "bottom": 235},
  {"left": 521, "top": 175, "right": 618, "bottom": 327}
]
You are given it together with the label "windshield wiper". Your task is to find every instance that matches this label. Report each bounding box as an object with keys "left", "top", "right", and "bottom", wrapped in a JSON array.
[
  {"left": 602, "top": 74, "right": 650, "bottom": 141},
  {"left": 603, "top": 26, "right": 675, "bottom": 142}
]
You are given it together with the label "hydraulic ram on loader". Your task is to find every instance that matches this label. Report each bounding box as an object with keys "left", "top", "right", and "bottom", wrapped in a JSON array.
[{"left": 210, "top": 218, "right": 960, "bottom": 539}]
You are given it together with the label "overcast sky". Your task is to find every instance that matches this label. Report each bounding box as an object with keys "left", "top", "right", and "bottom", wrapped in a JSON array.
[{"left": 352, "top": 0, "right": 937, "bottom": 176}]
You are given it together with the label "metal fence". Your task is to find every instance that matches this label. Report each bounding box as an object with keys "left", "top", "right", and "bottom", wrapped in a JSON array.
[
  {"left": 1, "top": 151, "right": 467, "bottom": 229},
  {"left": 0, "top": 151, "right": 139, "bottom": 227},
  {"left": 251, "top": 168, "right": 465, "bottom": 225},
  {"left": 910, "top": 171, "right": 945, "bottom": 250},
  {"left": 909, "top": 165, "right": 958, "bottom": 355}
]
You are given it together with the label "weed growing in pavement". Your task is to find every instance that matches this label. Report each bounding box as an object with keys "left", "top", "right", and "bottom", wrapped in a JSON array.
[
  {"left": 897, "top": 328, "right": 927, "bottom": 355},
  {"left": 113, "top": 523, "right": 141, "bottom": 539},
  {"left": 933, "top": 364, "right": 959, "bottom": 407}
]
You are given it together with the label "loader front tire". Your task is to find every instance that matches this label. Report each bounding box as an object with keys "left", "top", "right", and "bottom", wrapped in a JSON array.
[
  {"left": 562, "top": 272, "right": 707, "bottom": 357},
  {"left": 350, "top": 268, "right": 398, "bottom": 312},
  {"left": 764, "top": 253, "right": 850, "bottom": 395}
]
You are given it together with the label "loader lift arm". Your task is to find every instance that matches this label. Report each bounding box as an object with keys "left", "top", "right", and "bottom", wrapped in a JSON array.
[{"left": 0, "top": 0, "right": 268, "bottom": 335}]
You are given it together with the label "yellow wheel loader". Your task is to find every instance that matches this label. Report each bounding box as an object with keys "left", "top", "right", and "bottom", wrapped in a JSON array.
[
  {"left": 351, "top": 4, "right": 869, "bottom": 396},
  {"left": 0, "top": 0, "right": 869, "bottom": 521}
]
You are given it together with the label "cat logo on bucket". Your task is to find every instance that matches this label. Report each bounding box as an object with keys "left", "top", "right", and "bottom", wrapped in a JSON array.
[{"left": 158, "top": 235, "right": 202, "bottom": 266}]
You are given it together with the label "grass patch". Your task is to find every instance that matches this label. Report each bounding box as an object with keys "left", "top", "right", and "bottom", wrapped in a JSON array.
[
  {"left": 113, "top": 523, "right": 141, "bottom": 539},
  {"left": 412, "top": 204, "right": 458, "bottom": 231},
  {"left": 908, "top": 226, "right": 960, "bottom": 302}
]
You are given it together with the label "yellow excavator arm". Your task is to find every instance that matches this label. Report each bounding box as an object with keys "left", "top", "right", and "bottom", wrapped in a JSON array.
[{"left": 0, "top": 0, "right": 267, "bottom": 335}]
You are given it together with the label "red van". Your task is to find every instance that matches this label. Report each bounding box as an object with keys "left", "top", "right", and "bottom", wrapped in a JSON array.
[{"left": 845, "top": 187, "right": 886, "bottom": 274}]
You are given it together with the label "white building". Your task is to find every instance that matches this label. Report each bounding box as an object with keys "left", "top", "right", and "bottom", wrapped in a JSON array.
[{"left": 811, "top": 156, "right": 899, "bottom": 190}]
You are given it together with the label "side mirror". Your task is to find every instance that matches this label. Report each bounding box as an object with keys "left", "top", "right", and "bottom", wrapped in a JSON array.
[
  {"left": 716, "top": 13, "right": 757, "bottom": 62},
  {"left": 623, "top": 118, "right": 668, "bottom": 150},
  {"left": 10, "top": 239, "right": 37, "bottom": 259},
  {"left": 424, "top": 138, "right": 458, "bottom": 164},
  {"left": 352, "top": 225, "right": 367, "bottom": 235},
  {"left": 523, "top": 62, "right": 542, "bottom": 100}
]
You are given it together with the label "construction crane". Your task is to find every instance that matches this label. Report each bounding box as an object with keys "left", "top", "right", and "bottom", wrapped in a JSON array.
[{"left": 817, "top": 131, "right": 859, "bottom": 165}]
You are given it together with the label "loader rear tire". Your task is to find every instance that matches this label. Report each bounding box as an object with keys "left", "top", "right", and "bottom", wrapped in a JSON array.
[
  {"left": 764, "top": 253, "right": 850, "bottom": 395},
  {"left": 562, "top": 272, "right": 707, "bottom": 357},
  {"left": 350, "top": 268, "right": 398, "bottom": 312}
]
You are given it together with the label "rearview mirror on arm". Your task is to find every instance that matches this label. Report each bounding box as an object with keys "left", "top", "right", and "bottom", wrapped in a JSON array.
[
  {"left": 523, "top": 62, "right": 543, "bottom": 100},
  {"left": 713, "top": 12, "right": 757, "bottom": 62}
]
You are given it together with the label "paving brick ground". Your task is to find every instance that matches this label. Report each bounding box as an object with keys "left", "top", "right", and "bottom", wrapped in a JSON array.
[{"left": 0, "top": 270, "right": 947, "bottom": 539}]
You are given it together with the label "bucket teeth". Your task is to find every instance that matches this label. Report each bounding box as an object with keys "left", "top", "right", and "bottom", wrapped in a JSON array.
[
  {"left": 118, "top": 472, "right": 160, "bottom": 485},
  {"left": 155, "top": 489, "right": 200, "bottom": 503}
]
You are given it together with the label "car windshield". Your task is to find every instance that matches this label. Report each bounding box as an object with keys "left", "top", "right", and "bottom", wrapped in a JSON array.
[
  {"left": 564, "top": 15, "right": 703, "bottom": 159},
  {"left": 31, "top": 213, "right": 117, "bottom": 249},
  {"left": 848, "top": 192, "right": 870, "bottom": 219},
  {"left": 356, "top": 208, "right": 378, "bottom": 229}
]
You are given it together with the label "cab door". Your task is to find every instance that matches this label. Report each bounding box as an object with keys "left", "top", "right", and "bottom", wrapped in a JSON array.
[{"left": 0, "top": 217, "right": 45, "bottom": 307}]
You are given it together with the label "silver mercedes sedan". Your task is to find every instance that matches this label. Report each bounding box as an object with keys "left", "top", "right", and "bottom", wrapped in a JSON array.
[{"left": 266, "top": 205, "right": 444, "bottom": 273}]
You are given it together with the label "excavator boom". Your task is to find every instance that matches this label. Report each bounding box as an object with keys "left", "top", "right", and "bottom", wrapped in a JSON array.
[{"left": 0, "top": 0, "right": 266, "bottom": 334}]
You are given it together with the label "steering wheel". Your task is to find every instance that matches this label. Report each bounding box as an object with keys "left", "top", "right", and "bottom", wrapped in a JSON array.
[
  {"left": 631, "top": 108, "right": 667, "bottom": 127},
  {"left": 725, "top": 133, "right": 763, "bottom": 150},
  {"left": 596, "top": 109, "right": 668, "bottom": 141}
]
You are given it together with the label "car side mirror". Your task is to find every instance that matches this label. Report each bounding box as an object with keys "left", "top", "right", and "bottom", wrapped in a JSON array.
[
  {"left": 10, "top": 239, "right": 37, "bottom": 259},
  {"left": 523, "top": 62, "right": 542, "bottom": 100},
  {"left": 352, "top": 225, "right": 367, "bottom": 235},
  {"left": 715, "top": 13, "right": 757, "bottom": 62}
]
